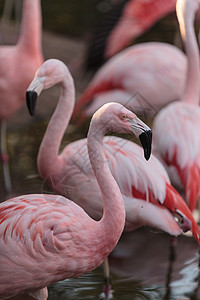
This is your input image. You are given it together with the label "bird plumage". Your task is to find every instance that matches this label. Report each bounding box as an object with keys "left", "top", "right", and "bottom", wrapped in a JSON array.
[
  {"left": 73, "top": 42, "right": 187, "bottom": 123},
  {"left": 153, "top": 0, "right": 200, "bottom": 212},
  {"left": 1, "top": 100, "right": 152, "bottom": 299},
  {"left": 26, "top": 59, "right": 199, "bottom": 245}
]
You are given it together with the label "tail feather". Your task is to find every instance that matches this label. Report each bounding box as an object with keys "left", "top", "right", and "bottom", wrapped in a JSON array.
[
  {"left": 131, "top": 182, "right": 200, "bottom": 244},
  {"left": 164, "top": 183, "right": 200, "bottom": 244}
]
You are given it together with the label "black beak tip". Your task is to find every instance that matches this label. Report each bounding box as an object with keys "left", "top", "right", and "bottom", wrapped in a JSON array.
[
  {"left": 139, "top": 130, "right": 152, "bottom": 161},
  {"left": 26, "top": 90, "right": 38, "bottom": 116}
]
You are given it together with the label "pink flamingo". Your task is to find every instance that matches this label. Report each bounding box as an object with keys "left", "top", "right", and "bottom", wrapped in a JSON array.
[
  {"left": 0, "top": 101, "right": 153, "bottom": 299},
  {"left": 72, "top": 41, "right": 187, "bottom": 124},
  {"left": 86, "top": 0, "right": 177, "bottom": 68},
  {"left": 153, "top": 0, "right": 200, "bottom": 212},
  {"left": 104, "top": 0, "right": 177, "bottom": 58},
  {"left": 26, "top": 59, "right": 199, "bottom": 243},
  {"left": 0, "top": 0, "right": 43, "bottom": 196},
  {"left": 86, "top": 0, "right": 200, "bottom": 66}
]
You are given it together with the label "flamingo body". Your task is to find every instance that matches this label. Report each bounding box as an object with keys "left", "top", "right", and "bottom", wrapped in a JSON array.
[
  {"left": 0, "top": 0, "right": 43, "bottom": 196},
  {"left": 153, "top": 0, "right": 200, "bottom": 212},
  {"left": 73, "top": 42, "right": 187, "bottom": 122},
  {"left": 153, "top": 102, "right": 200, "bottom": 212},
  {"left": 0, "top": 194, "right": 106, "bottom": 298},
  {"left": 1, "top": 101, "right": 154, "bottom": 299},
  {"left": 0, "top": 0, "right": 43, "bottom": 120}
]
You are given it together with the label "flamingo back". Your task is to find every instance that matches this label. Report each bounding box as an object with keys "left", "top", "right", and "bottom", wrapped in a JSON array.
[
  {"left": 73, "top": 43, "right": 186, "bottom": 122},
  {"left": 153, "top": 102, "right": 200, "bottom": 212},
  {"left": 0, "top": 194, "right": 103, "bottom": 298}
]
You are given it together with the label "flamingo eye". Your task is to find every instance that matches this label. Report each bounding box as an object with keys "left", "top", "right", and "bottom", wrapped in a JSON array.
[{"left": 120, "top": 114, "right": 127, "bottom": 120}]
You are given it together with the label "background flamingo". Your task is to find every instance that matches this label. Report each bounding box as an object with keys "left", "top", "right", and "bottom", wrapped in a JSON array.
[
  {"left": 153, "top": 0, "right": 200, "bottom": 212},
  {"left": 72, "top": 41, "right": 187, "bottom": 124},
  {"left": 86, "top": 0, "right": 177, "bottom": 69},
  {"left": 86, "top": 0, "right": 200, "bottom": 69},
  {"left": 26, "top": 59, "right": 200, "bottom": 245},
  {"left": 0, "top": 0, "right": 43, "bottom": 197},
  {"left": 0, "top": 101, "right": 154, "bottom": 299}
]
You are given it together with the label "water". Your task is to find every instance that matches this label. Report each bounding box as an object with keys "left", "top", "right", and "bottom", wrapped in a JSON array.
[{"left": 48, "top": 229, "right": 200, "bottom": 300}]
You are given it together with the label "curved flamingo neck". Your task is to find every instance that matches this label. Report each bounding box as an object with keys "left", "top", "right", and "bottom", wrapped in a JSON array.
[
  {"left": 17, "top": 0, "right": 42, "bottom": 56},
  {"left": 177, "top": 0, "right": 200, "bottom": 105},
  {"left": 87, "top": 118, "right": 125, "bottom": 251},
  {"left": 37, "top": 71, "right": 75, "bottom": 178}
]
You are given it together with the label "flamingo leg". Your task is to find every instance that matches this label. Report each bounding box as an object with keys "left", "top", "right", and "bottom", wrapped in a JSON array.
[
  {"left": 197, "top": 195, "right": 200, "bottom": 224},
  {"left": 99, "top": 257, "right": 113, "bottom": 300},
  {"left": 164, "top": 236, "right": 177, "bottom": 300},
  {"left": 1, "top": 120, "right": 12, "bottom": 197},
  {"left": 28, "top": 287, "right": 48, "bottom": 300}
]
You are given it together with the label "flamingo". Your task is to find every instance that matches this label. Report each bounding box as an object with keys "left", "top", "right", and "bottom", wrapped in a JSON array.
[
  {"left": 0, "top": 102, "right": 153, "bottom": 300},
  {"left": 86, "top": 0, "right": 200, "bottom": 68},
  {"left": 86, "top": 0, "right": 177, "bottom": 69},
  {"left": 153, "top": 0, "right": 200, "bottom": 212},
  {"left": 0, "top": 0, "right": 43, "bottom": 197},
  {"left": 72, "top": 41, "right": 187, "bottom": 124},
  {"left": 26, "top": 59, "right": 199, "bottom": 244},
  {"left": 103, "top": 0, "right": 178, "bottom": 58}
]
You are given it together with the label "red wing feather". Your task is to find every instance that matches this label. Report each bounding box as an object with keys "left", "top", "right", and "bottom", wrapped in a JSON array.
[
  {"left": 185, "top": 164, "right": 200, "bottom": 212},
  {"left": 163, "top": 183, "right": 200, "bottom": 244},
  {"left": 132, "top": 182, "right": 200, "bottom": 244}
]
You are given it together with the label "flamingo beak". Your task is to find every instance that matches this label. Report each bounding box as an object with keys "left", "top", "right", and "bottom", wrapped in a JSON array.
[
  {"left": 139, "top": 130, "right": 152, "bottom": 161},
  {"left": 26, "top": 76, "right": 45, "bottom": 116},
  {"left": 129, "top": 117, "right": 152, "bottom": 160},
  {"left": 174, "top": 209, "right": 192, "bottom": 232},
  {"left": 26, "top": 90, "right": 38, "bottom": 116}
]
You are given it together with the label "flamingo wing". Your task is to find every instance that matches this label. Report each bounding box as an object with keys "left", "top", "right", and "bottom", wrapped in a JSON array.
[
  {"left": 60, "top": 136, "right": 200, "bottom": 243},
  {"left": 0, "top": 194, "right": 95, "bottom": 297},
  {"left": 104, "top": 136, "right": 199, "bottom": 241},
  {"left": 72, "top": 43, "right": 186, "bottom": 123},
  {"left": 153, "top": 102, "right": 200, "bottom": 213}
]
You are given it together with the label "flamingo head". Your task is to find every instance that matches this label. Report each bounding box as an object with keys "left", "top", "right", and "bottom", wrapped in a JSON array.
[
  {"left": 26, "top": 59, "right": 73, "bottom": 116},
  {"left": 91, "top": 102, "right": 152, "bottom": 160}
]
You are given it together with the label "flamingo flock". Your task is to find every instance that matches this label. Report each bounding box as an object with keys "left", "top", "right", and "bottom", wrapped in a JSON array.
[{"left": 0, "top": 0, "right": 200, "bottom": 299}]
